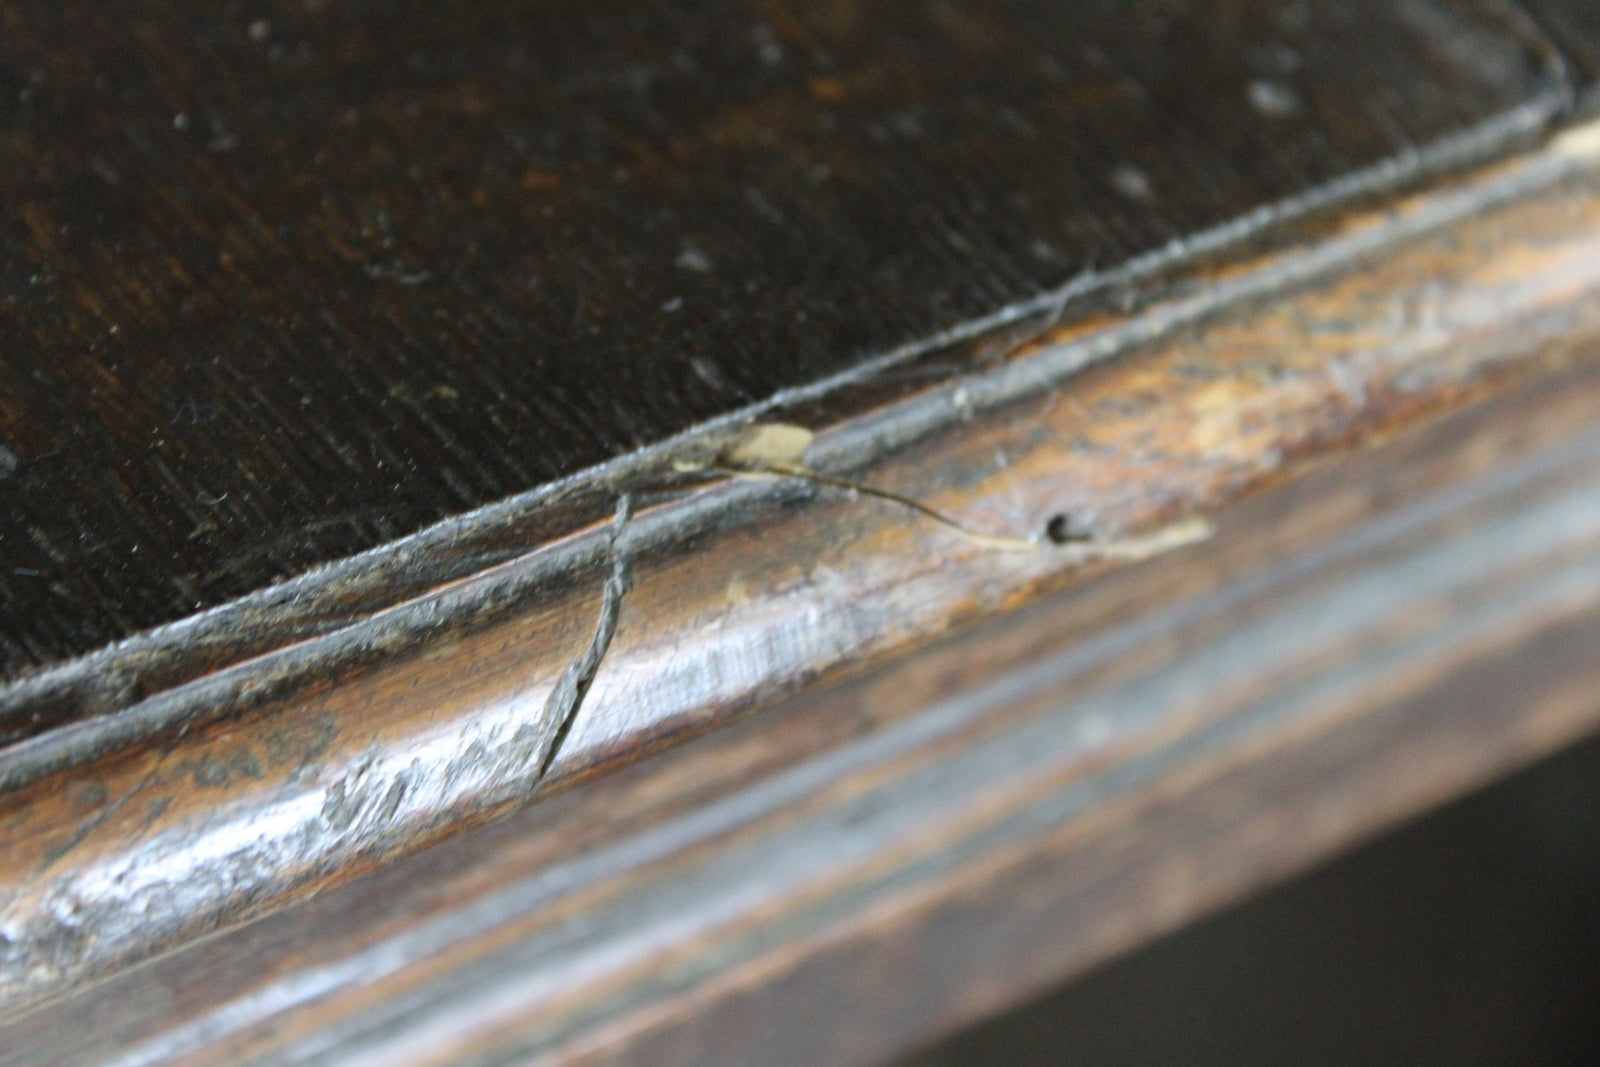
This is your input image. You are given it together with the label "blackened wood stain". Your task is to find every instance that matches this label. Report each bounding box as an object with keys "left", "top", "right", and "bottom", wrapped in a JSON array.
[{"left": 0, "top": 0, "right": 1585, "bottom": 676}]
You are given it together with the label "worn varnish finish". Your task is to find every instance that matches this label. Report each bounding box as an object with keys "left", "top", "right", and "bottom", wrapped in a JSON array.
[
  {"left": 9, "top": 330, "right": 1600, "bottom": 1066},
  {"left": 4, "top": 132, "right": 1600, "bottom": 1024},
  {"left": 0, "top": 0, "right": 1580, "bottom": 690}
]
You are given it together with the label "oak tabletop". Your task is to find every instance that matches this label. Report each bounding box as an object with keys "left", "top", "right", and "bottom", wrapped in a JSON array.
[{"left": 0, "top": 0, "right": 1585, "bottom": 705}]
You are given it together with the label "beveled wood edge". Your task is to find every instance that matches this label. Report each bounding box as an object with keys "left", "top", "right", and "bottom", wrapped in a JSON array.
[
  {"left": 3, "top": 118, "right": 1600, "bottom": 1019},
  {"left": 0, "top": 88, "right": 1570, "bottom": 743},
  {"left": 15, "top": 349, "right": 1600, "bottom": 1067}
]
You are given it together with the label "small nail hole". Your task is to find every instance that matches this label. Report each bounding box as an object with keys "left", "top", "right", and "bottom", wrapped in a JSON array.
[{"left": 1045, "top": 513, "right": 1089, "bottom": 545}]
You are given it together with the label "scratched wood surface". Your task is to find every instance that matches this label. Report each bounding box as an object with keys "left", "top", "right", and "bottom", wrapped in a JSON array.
[
  {"left": 4, "top": 125, "right": 1600, "bottom": 1039},
  {"left": 5, "top": 6, "right": 1600, "bottom": 1062},
  {"left": 9, "top": 298, "right": 1600, "bottom": 1066},
  {"left": 0, "top": 0, "right": 1586, "bottom": 703}
]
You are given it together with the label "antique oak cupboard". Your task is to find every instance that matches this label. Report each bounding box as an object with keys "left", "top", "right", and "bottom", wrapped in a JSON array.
[{"left": 4, "top": 1, "right": 1600, "bottom": 1062}]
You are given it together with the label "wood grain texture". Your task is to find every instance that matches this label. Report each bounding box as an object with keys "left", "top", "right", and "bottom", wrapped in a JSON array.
[
  {"left": 0, "top": 0, "right": 1578, "bottom": 689},
  {"left": 8, "top": 324, "right": 1600, "bottom": 1067},
  {"left": 4, "top": 129, "right": 1600, "bottom": 1025}
]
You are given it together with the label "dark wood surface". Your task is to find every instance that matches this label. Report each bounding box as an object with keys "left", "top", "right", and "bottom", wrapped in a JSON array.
[{"left": 0, "top": 0, "right": 1582, "bottom": 693}]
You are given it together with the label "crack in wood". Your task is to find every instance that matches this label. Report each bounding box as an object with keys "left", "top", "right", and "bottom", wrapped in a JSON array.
[{"left": 536, "top": 493, "right": 635, "bottom": 782}]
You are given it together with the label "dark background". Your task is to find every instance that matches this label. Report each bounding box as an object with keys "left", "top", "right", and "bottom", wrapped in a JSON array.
[{"left": 908, "top": 730, "right": 1600, "bottom": 1066}]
